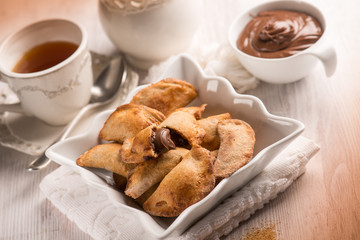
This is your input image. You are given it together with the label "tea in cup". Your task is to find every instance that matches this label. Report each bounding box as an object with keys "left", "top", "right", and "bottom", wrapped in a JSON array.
[{"left": 0, "top": 19, "right": 93, "bottom": 125}]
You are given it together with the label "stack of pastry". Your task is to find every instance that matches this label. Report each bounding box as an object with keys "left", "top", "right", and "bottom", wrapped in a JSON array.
[{"left": 76, "top": 78, "right": 255, "bottom": 217}]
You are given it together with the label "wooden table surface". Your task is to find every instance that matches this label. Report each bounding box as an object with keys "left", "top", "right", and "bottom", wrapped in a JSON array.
[{"left": 0, "top": 0, "right": 359, "bottom": 239}]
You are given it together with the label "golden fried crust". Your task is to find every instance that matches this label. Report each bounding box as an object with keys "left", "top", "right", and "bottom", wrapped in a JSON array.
[
  {"left": 159, "top": 106, "right": 206, "bottom": 146},
  {"left": 125, "top": 148, "right": 189, "bottom": 199},
  {"left": 143, "top": 145, "right": 215, "bottom": 217},
  {"left": 99, "top": 104, "right": 165, "bottom": 143},
  {"left": 199, "top": 113, "right": 232, "bottom": 151},
  {"left": 130, "top": 78, "right": 197, "bottom": 116},
  {"left": 175, "top": 104, "right": 207, "bottom": 120},
  {"left": 76, "top": 143, "right": 136, "bottom": 177},
  {"left": 213, "top": 119, "right": 255, "bottom": 179},
  {"left": 120, "top": 125, "right": 157, "bottom": 164},
  {"left": 210, "top": 150, "right": 218, "bottom": 165},
  {"left": 135, "top": 183, "right": 159, "bottom": 207}
]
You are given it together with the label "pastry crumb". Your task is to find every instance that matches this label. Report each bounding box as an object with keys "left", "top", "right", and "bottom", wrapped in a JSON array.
[{"left": 241, "top": 223, "right": 278, "bottom": 240}]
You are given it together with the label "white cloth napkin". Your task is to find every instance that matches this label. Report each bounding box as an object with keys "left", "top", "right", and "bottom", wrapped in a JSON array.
[{"left": 40, "top": 136, "right": 319, "bottom": 240}]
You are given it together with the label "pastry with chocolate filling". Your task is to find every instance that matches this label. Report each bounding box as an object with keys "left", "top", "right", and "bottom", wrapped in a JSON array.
[
  {"left": 125, "top": 147, "right": 189, "bottom": 199},
  {"left": 121, "top": 125, "right": 176, "bottom": 163},
  {"left": 159, "top": 105, "right": 206, "bottom": 147},
  {"left": 130, "top": 78, "right": 197, "bottom": 116},
  {"left": 213, "top": 119, "right": 255, "bottom": 179},
  {"left": 199, "top": 113, "right": 232, "bottom": 151},
  {"left": 143, "top": 145, "right": 215, "bottom": 217},
  {"left": 99, "top": 104, "right": 165, "bottom": 143},
  {"left": 76, "top": 143, "right": 136, "bottom": 178}
]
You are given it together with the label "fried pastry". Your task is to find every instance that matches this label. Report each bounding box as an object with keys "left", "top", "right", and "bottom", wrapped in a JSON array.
[
  {"left": 99, "top": 104, "right": 165, "bottom": 143},
  {"left": 143, "top": 145, "right": 215, "bottom": 217},
  {"left": 120, "top": 125, "right": 156, "bottom": 164},
  {"left": 213, "top": 119, "right": 255, "bottom": 179},
  {"left": 135, "top": 184, "right": 159, "bottom": 206},
  {"left": 130, "top": 78, "right": 197, "bottom": 116},
  {"left": 210, "top": 150, "right": 218, "bottom": 164},
  {"left": 199, "top": 113, "right": 232, "bottom": 151},
  {"left": 125, "top": 147, "right": 189, "bottom": 199},
  {"left": 159, "top": 105, "right": 206, "bottom": 147},
  {"left": 76, "top": 77, "right": 259, "bottom": 218},
  {"left": 76, "top": 143, "right": 136, "bottom": 178},
  {"left": 121, "top": 125, "right": 176, "bottom": 163},
  {"left": 176, "top": 104, "right": 206, "bottom": 120}
]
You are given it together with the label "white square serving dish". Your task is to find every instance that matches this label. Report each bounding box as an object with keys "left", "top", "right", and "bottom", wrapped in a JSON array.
[{"left": 46, "top": 54, "right": 304, "bottom": 239}]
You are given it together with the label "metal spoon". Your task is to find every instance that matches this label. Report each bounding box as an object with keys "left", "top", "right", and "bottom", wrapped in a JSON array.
[{"left": 27, "top": 55, "right": 129, "bottom": 171}]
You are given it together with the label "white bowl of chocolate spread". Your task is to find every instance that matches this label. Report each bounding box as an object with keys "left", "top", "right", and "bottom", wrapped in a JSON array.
[{"left": 229, "top": 0, "right": 337, "bottom": 84}]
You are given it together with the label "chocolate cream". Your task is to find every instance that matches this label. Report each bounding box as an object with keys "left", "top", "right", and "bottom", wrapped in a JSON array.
[
  {"left": 151, "top": 128, "right": 176, "bottom": 154},
  {"left": 237, "top": 10, "right": 323, "bottom": 58}
]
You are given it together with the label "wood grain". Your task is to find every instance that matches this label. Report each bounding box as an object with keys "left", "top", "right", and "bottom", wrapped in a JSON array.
[{"left": 0, "top": 0, "right": 359, "bottom": 239}]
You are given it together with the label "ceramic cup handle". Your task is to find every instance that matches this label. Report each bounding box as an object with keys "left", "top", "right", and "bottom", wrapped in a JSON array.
[
  {"left": 308, "top": 42, "right": 337, "bottom": 77},
  {"left": 0, "top": 75, "right": 24, "bottom": 113}
]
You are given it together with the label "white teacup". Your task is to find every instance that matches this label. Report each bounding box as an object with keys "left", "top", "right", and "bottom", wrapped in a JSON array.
[
  {"left": 0, "top": 19, "right": 93, "bottom": 125},
  {"left": 229, "top": 0, "right": 337, "bottom": 84}
]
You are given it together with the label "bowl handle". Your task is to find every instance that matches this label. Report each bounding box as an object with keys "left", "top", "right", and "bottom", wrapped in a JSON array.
[{"left": 307, "top": 42, "right": 337, "bottom": 78}]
